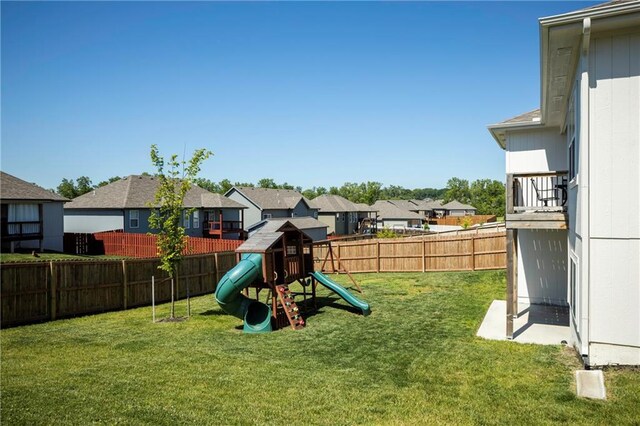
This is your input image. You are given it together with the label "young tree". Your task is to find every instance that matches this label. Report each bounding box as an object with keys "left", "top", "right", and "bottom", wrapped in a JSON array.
[{"left": 148, "top": 144, "right": 212, "bottom": 319}]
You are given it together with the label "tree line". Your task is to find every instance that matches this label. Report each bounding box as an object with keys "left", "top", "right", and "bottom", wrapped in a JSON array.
[{"left": 54, "top": 175, "right": 504, "bottom": 216}]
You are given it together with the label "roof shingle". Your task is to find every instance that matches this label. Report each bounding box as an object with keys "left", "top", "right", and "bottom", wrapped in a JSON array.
[{"left": 0, "top": 172, "right": 68, "bottom": 202}]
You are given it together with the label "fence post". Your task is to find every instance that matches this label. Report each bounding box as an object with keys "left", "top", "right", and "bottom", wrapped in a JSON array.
[
  {"left": 49, "top": 261, "right": 57, "bottom": 320},
  {"left": 422, "top": 240, "right": 426, "bottom": 273},
  {"left": 122, "top": 259, "right": 128, "bottom": 310},
  {"left": 214, "top": 253, "right": 220, "bottom": 284},
  {"left": 471, "top": 235, "right": 476, "bottom": 271},
  {"left": 376, "top": 241, "right": 380, "bottom": 273}
]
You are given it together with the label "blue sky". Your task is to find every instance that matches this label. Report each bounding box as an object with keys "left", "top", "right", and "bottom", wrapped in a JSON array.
[{"left": 1, "top": 1, "right": 595, "bottom": 191}]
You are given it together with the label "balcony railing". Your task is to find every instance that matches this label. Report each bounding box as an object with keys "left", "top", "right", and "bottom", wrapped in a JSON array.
[
  {"left": 1, "top": 220, "right": 43, "bottom": 241},
  {"left": 507, "top": 171, "right": 568, "bottom": 214},
  {"left": 204, "top": 220, "right": 243, "bottom": 233}
]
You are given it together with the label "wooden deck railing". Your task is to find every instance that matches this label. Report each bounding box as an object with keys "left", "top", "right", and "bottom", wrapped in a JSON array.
[{"left": 507, "top": 171, "right": 568, "bottom": 214}]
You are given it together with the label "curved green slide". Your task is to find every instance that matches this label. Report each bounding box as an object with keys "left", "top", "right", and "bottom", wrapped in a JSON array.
[
  {"left": 310, "top": 271, "right": 371, "bottom": 316},
  {"left": 215, "top": 253, "right": 272, "bottom": 333}
]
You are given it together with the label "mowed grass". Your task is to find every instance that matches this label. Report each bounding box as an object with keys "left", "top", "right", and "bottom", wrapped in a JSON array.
[{"left": 2, "top": 271, "right": 639, "bottom": 425}]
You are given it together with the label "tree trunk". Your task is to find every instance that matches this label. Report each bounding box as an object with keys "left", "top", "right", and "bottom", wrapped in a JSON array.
[{"left": 170, "top": 277, "right": 175, "bottom": 319}]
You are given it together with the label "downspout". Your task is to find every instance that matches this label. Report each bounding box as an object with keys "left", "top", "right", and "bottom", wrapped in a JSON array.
[{"left": 580, "top": 17, "right": 591, "bottom": 365}]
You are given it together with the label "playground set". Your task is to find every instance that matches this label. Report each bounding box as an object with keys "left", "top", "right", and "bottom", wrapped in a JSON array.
[{"left": 214, "top": 220, "right": 370, "bottom": 333}]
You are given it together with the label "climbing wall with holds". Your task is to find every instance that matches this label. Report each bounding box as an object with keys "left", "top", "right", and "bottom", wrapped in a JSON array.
[{"left": 275, "top": 285, "right": 305, "bottom": 330}]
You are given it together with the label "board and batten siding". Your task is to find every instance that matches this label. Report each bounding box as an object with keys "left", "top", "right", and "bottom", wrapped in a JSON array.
[
  {"left": 505, "top": 128, "right": 566, "bottom": 174},
  {"left": 586, "top": 32, "right": 640, "bottom": 364},
  {"left": 516, "top": 229, "right": 568, "bottom": 306}
]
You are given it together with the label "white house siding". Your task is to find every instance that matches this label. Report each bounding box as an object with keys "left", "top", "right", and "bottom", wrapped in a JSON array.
[
  {"left": 585, "top": 33, "right": 640, "bottom": 365},
  {"left": 516, "top": 229, "right": 568, "bottom": 306},
  {"left": 506, "top": 128, "right": 566, "bottom": 174},
  {"left": 64, "top": 209, "right": 124, "bottom": 233}
]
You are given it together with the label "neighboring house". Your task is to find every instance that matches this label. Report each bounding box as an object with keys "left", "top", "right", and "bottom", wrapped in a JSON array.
[
  {"left": 442, "top": 200, "right": 477, "bottom": 216},
  {"left": 354, "top": 203, "right": 378, "bottom": 233},
  {"left": 487, "top": 0, "right": 640, "bottom": 366},
  {"left": 64, "top": 175, "right": 247, "bottom": 239},
  {"left": 0, "top": 171, "right": 68, "bottom": 252},
  {"left": 246, "top": 217, "right": 328, "bottom": 242},
  {"left": 313, "top": 194, "right": 363, "bottom": 236},
  {"left": 225, "top": 187, "right": 318, "bottom": 230},
  {"left": 371, "top": 200, "right": 423, "bottom": 229}
]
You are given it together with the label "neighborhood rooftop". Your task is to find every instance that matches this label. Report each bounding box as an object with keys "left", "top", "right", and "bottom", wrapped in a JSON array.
[
  {"left": 64, "top": 175, "right": 247, "bottom": 209},
  {"left": 312, "top": 194, "right": 361, "bottom": 213},
  {"left": 371, "top": 200, "right": 424, "bottom": 220},
  {"left": 229, "top": 187, "right": 315, "bottom": 210},
  {"left": 0, "top": 171, "right": 68, "bottom": 202}
]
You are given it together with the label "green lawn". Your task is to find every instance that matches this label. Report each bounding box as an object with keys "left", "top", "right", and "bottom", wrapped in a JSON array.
[{"left": 1, "top": 271, "right": 639, "bottom": 425}]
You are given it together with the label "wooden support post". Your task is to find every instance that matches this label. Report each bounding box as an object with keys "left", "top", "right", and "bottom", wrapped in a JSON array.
[
  {"left": 421, "top": 240, "right": 426, "bottom": 273},
  {"left": 122, "top": 259, "right": 128, "bottom": 310},
  {"left": 376, "top": 241, "right": 381, "bottom": 273},
  {"left": 512, "top": 229, "right": 518, "bottom": 320},
  {"left": 506, "top": 229, "right": 517, "bottom": 339},
  {"left": 49, "top": 261, "right": 57, "bottom": 320}
]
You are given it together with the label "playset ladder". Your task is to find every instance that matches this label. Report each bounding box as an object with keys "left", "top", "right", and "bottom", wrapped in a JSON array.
[{"left": 275, "top": 285, "right": 305, "bottom": 330}]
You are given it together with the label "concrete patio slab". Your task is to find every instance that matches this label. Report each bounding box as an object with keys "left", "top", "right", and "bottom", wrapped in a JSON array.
[
  {"left": 477, "top": 300, "right": 570, "bottom": 345},
  {"left": 576, "top": 370, "right": 606, "bottom": 400}
]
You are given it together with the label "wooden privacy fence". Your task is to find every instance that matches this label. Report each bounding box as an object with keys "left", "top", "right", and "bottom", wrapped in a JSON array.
[
  {"left": 0, "top": 252, "right": 237, "bottom": 327},
  {"left": 314, "top": 232, "right": 506, "bottom": 273},
  {"left": 65, "top": 231, "right": 243, "bottom": 258}
]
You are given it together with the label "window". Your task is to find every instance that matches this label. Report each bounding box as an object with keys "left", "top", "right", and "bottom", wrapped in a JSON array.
[
  {"left": 193, "top": 210, "right": 200, "bottom": 229},
  {"left": 184, "top": 211, "right": 190, "bottom": 229},
  {"left": 129, "top": 210, "right": 139, "bottom": 228},
  {"left": 313, "top": 211, "right": 318, "bottom": 219},
  {"left": 291, "top": 212, "right": 297, "bottom": 218},
  {"left": 286, "top": 245, "right": 297, "bottom": 256},
  {"left": 263, "top": 213, "right": 272, "bottom": 220}
]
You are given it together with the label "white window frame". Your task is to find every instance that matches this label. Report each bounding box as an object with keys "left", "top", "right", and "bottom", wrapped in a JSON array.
[
  {"left": 263, "top": 213, "right": 272, "bottom": 220},
  {"left": 129, "top": 210, "right": 139, "bottom": 229},
  {"left": 184, "top": 211, "right": 190, "bottom": 229},
  {"left": 193, "top": 210, "right": 200, "bottom": 229}
]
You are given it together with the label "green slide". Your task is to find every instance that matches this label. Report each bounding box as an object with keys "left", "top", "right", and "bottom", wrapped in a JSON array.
[
  {"left": 310, "top": 271, "right": 371, "bottom": 316},
  {"left": 215, "top": 253, "right": 272, "bottom": 333}
]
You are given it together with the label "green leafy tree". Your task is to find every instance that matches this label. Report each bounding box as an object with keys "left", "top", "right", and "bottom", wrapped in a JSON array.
[
  {"left": 443, "top": 177, "right": 471, "bottom": 204},
  {"left": 148, "top": 144, "right": 212, "bottom": 319},
  {"left": 470, "top": 179, "right": 505, "bottom": 217},
  {"left": 56, "top": 176, "right": 94, "bottom": 199},
  {"left": 361, "top": 181, "right": 382, "bottom": 205},
  {"left": 257, "top": 178, "right": 277, "bottom": 189}
]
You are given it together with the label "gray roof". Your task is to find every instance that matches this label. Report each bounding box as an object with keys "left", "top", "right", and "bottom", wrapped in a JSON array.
[
  {"left": 247, "top": 217, "right": 328, "bottom": 233},
  {"left": 229, "top": 187, "right": 316, "bottom": 211},
  {"left": 422, "top": 199, "right": 445, "bottom": 210},
  {"left": 371, "top": 200, "right": 423, "bottom": 220},
  {"left": 442, "top": 200, "right": 476, "bottom": 210},
  {"left": 387, "top": 199, "right": 421, "bottom": 212},
  {"left": 0, "top": 172, "right": 68, "bottom": 202},
  {"left": 65, "top": 175, "right": 246, "bottom": 209},
  {"left": 498, "top": 109, "right": 541, "bottom": 125},
  {"left": 354, "top": 203, "right": 378, "bottom": 212},
  {"left": 237, "top": 219, "right": 317, "bottom": 253},
  {"left": 313, "top": 194, "right": 360, "bottom": 213}
]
